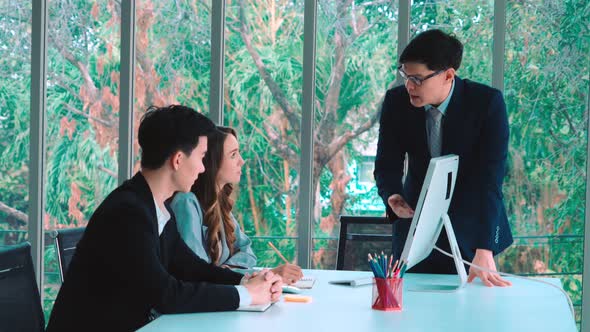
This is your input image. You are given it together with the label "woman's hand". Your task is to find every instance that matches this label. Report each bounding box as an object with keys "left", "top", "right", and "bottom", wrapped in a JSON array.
[{"left": 271, "top": 264, "right": 303, "bottom": 285}]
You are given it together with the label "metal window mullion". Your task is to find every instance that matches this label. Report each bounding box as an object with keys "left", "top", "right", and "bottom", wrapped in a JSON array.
[
  {"left": 397, "top": 0, "right": 411, "bottom": 79},
  {"left": 119, "top": 0, "right": 136, "bottom": 183},
  {"left": 581, "top": 74, "right": 590, "bottom": 331},
  {"left": 29, "top": 0, "right": 48, "bottom": 297},
  {"left": 297, "top": 0, "right": 317, "bottom": 269},
  {"left": 492, "top": 0, "right": 506, "bottom": 91},
  {"left": 209, "top": 0, "right": 225, "bottom": 125}
]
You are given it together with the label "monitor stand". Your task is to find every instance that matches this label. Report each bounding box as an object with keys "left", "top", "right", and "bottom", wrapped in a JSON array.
[{"left": 410, "top": 213, "right": 468, "bottom": 292}]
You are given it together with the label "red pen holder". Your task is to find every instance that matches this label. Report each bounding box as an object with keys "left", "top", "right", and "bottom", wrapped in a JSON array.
[{"left": 371, "top": 277, "right": 403, "bottom": 311}]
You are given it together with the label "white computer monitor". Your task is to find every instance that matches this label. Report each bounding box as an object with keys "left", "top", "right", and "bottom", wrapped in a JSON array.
[{"left": 399, "top": 154, "right": 467, "bottom": 290}]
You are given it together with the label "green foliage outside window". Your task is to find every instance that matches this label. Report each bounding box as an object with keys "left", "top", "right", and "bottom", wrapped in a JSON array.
[{"left": 0, "top": 0, "right": 588, "bottom": 325}]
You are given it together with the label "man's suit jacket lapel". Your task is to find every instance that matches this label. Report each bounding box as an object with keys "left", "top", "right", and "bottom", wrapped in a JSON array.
[
  {"left": 406, "top": 101, "right": 429, "bottom": 155},
  {"left": 441, "top": 77, "right": 465, "bottom": 156}
]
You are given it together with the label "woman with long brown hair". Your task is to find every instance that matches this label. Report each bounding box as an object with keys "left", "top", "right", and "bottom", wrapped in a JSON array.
[{"left": 171, "top": 126, "right": 303, "bottom": 284}]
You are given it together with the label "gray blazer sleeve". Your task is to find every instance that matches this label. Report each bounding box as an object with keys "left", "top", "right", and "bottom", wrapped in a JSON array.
[{"left": 170, "top": 192, "right": 211, "bottom": 263}]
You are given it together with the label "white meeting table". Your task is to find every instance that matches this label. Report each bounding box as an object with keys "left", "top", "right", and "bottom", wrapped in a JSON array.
[{"left": 138, "top": 269, "right": 576, "bottom": 332}]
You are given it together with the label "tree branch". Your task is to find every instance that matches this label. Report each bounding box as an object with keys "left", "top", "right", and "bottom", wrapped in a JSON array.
[
  {"left": 62, "top": 103, "right": 114, "bottom": 127},
  {"left": 548, "top": 128, "right": 567, "bottom": 148},
  {"left": 49, "top": 34, "right": 99, "bottom": 101},
  {"left": 263, "top": 121, "right": 299, "bottom": 167},
  {"left": 360, "top": 0, "right": 393, "bottom": 7},
  {"left": 232, "top": 103, "right": 299, "bottom": 170},
  {"left": 550, "top": 81, "right": 578, "bottom": 137},
  {"left": 98, "top": 165, "right": 117, "bottom": 179},
  {"left": 0, "top": 201, "right": 27, "bottom": 224},
  {"left": 317, "top": 0, "right": 353, "bottom": 139},
  {"left": 324, "top": 106, "right": 380, "bottom": 163},
  {"left": 50, "top": 74, "right": 83, "bottom": 102},
  {"left": 237, "top": 0, "right": 300, "bottom": 133}
]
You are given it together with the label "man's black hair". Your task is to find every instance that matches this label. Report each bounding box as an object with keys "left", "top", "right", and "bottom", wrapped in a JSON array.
[
  {"left": 399, "top": 29, "right": 463, "bottom": 71},
  {"left": 138, "top": 105, "right": 216, "bottom": 170}
]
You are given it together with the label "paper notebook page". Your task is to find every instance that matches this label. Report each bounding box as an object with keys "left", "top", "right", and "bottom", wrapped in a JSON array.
[
  {"left": 236, "top": 302, "right": 271, "bottom": 312},
  {"left": 293, "top": 276, "right": 316, "bottom": 289},
  {"left": 328, "top": 277, "right": 373, "bottom": 287}
]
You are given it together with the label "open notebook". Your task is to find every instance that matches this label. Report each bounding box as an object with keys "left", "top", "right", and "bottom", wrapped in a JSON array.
[
  {"left": 233, "top": 268, "right": 317, "bottom": 289},
  {"left": 293, "top": 276, "right": 316, "bottom": 289},
  {"left": 328, "top": 277, "right": 373, "bottom": 287},
  {"left": 237, "top": 302, "right": 273, "bottom": 312}
]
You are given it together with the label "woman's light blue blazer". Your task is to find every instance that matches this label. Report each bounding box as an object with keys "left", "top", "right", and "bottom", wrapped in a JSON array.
[{"left": 170, "top": 192, "right": 257, "bottom": 268}]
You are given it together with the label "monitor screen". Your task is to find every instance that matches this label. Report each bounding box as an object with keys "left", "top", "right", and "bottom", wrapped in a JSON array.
[{"left": 400, "top": 155, "right": 459, "bottom": 271}]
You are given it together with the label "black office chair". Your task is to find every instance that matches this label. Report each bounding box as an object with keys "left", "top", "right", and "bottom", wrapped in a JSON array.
[
  {"left": 0, "top": 242, "right": 45, "bottom": 332},
  {"left": 336, "top": 216, "right": 394, "bottom": 271},
  {"left": 53, "top": 227, "right": 85, "bottom": 283}
]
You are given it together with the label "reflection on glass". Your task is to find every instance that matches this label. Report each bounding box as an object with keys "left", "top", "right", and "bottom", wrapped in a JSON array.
[
  {"left": 133, "top": 0, "right": 212, "bottom": 170},
  {"left": 500, "top": 0, "right": 589, "bottom": 324},
  {"left": 44, "top": 0, "right": 121, "bottom": 319},
  {"left": 313, "top": 1, "right": 398, "bottom": 269},
  {"left": 224, "top": 0, "right": 303, "bottom": 268}
]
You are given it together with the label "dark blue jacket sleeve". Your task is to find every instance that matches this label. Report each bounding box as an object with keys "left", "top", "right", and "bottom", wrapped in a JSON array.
[
  {"left": 475, "top": 90, "right": 510, "bottom": 252},
  {"left": 374, "top": 89, "right": 406, "bottom": 219}
]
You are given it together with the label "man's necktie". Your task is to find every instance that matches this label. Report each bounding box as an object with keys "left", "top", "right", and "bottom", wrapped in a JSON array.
[{"left": 428, "top": 108, "right": 443, "bottom": 157}]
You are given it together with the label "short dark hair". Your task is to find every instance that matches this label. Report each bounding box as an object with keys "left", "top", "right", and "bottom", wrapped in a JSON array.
[
  {"left": 138, "top": 105, "right": 215, "bottom": 170},
  {"left": 399, "top": 29, "right": 463, "bottom": 71}
]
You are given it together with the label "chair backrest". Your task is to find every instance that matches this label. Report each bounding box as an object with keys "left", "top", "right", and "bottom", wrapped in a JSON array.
[
  {"left": 54, "top": 227, "right": 85, "bottom": 283},
  {"left": 336, "top": 216, "right": 394, "bottom": 271},
  {"left": 0, "top": 242, "right": 45, "bottom": 332}
]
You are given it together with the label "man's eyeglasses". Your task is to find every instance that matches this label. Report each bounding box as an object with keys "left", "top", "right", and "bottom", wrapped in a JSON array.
[{"left": 397, "top": 65, "right": 445, "bottom": 86}]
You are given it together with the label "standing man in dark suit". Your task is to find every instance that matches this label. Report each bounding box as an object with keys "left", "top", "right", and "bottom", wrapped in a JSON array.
[
  {"left": 47, "top": 105, "right": 282, "bottom": 331},
  {"left": 374, "top": 29, "right": 513, "bottom": 287}
]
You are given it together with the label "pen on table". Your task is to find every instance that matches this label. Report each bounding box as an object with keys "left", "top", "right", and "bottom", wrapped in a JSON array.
[{"left": 268, "top": 241, "right": 289, "bottom": 264}]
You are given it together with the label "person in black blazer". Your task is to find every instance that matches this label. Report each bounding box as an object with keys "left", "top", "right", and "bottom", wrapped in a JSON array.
[
  {"left": 47, "top": 105, "right": 282, "bottom": 332},
  {"left": 374, "top": 30, "right": 513, "bottom": 287}
]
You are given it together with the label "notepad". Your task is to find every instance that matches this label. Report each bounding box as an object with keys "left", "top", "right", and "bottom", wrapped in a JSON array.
[
  {"left": 236, "top": 302, "right": 272, "bottom": 312},
  {"left": 328, "top": 277, "right": 373, "bottom": 287},
  {"left": 293, "top": 276, "right": 316, "bottom": 289}
]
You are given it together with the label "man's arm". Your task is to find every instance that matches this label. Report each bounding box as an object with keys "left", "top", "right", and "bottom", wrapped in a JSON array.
[
  {"left": 467, "top": 90, "right": 512, "bottom": 287},
  {"left": 170, "top": 219, "right": 244, "bottom": 286},
  {"left": 374, "top": 89, "right": 406, "bottom": 218},
  {"left": 104, "top": 200, "right": 241, "bottom": 313},
  {"left": 476, "top": 90, "right": 510, "bottom": 253}
]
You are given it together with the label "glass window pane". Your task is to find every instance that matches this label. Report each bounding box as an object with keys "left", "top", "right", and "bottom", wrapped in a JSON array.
[
  {"left": 0, "top": 1, "right": 31, "bottom": 248},
  {"left": 410, "top": 0, "right": 494, "bottom": 85},
  {"left": 133, "top": 0, "right": 211, "bottom": 169},
  {"left": 224, "top": 0, "right": 304, "bottom": 267},
  {"left": 44, "top": 0, "right": 120, "bottom": 320},
  {"left": 500, "top": 0, "right": 590, "bottom": 324},
  {"left": 313, "top": 1, "right": 398, "bottom": 269}
]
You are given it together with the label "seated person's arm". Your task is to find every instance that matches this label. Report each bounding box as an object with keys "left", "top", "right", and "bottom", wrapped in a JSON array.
[
  {"left": 107, "top": 200, "right": 241, "bottom": 313},
  {"left": 271, "top": 264, "right": 303, "bottom": 285},
  {"left": 223, "top": 214, "right": 257, "bottom": 269},
  {"left": 169, "top": 220, "right": 244, "bottom": 286},
  {"left": 170, "top": 193, "right": 210, "bottom": 261}
]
